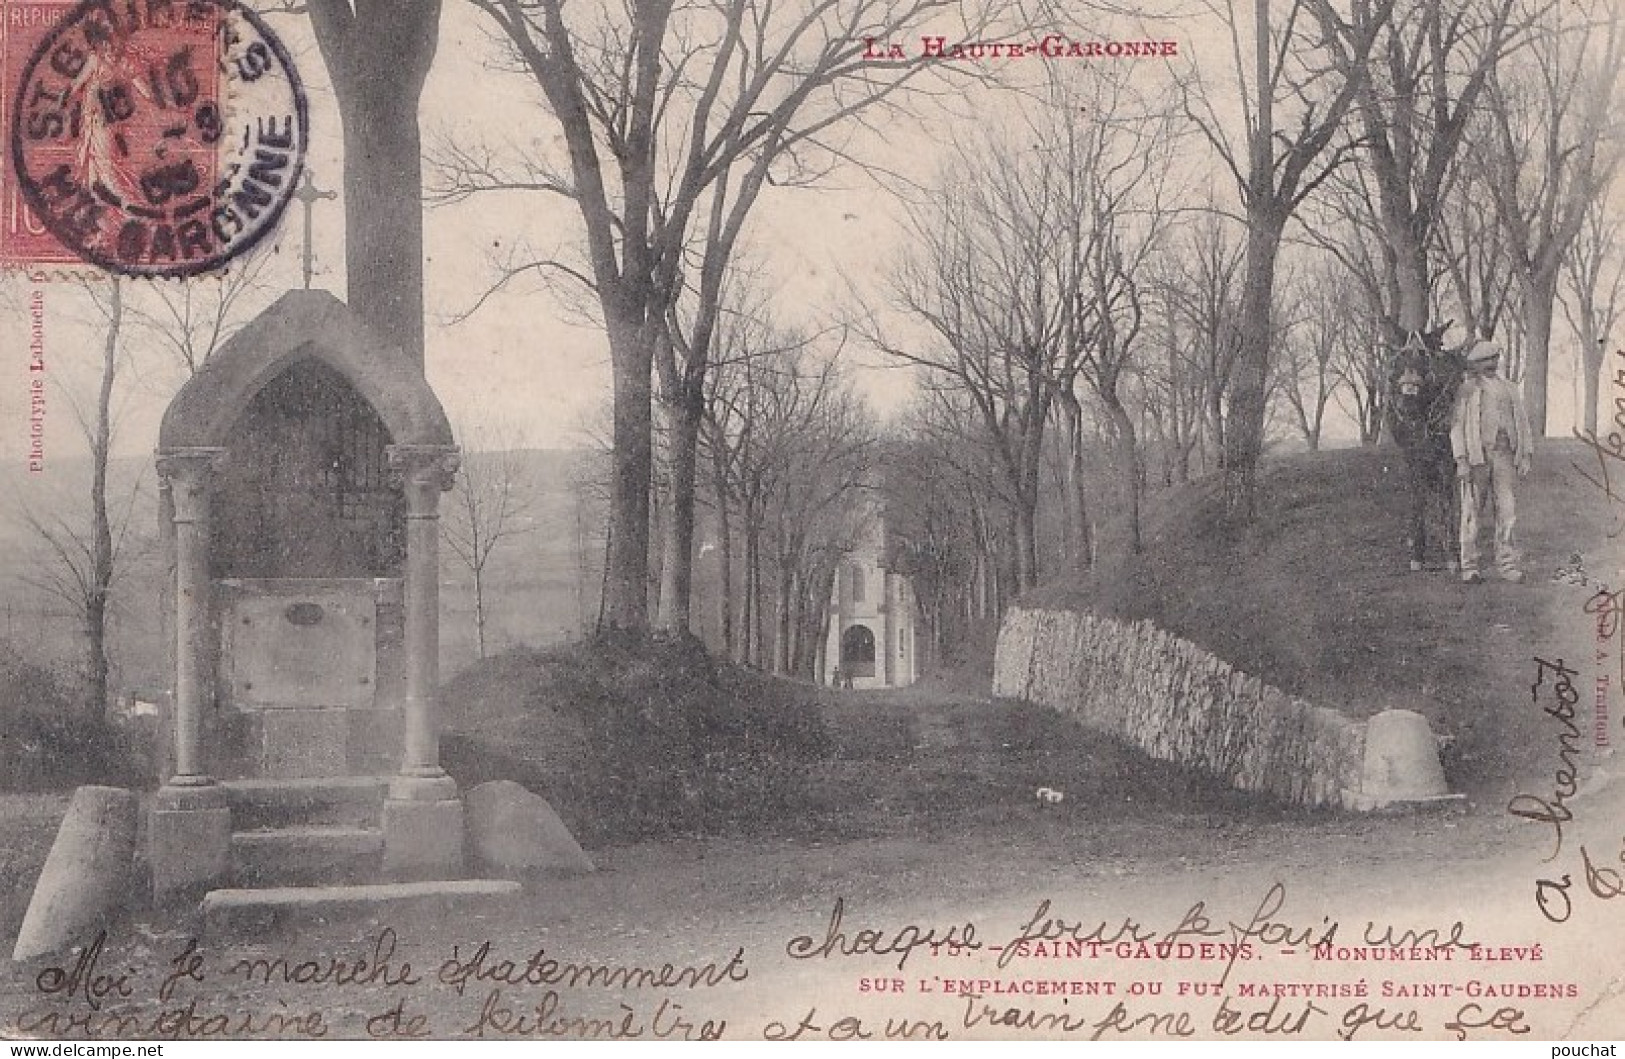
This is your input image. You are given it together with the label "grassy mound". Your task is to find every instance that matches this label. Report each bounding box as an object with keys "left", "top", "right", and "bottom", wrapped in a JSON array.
[
  {"left": 1026, "top": 440, "right": 1616, "bottom": 796},
  {"left": 440, "top": 632, "right": 830, "bottom": 846}
]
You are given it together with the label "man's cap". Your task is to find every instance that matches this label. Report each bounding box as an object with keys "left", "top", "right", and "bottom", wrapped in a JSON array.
[{"left": 1467, "top": 339, "right": 1502, "bottom": 365}]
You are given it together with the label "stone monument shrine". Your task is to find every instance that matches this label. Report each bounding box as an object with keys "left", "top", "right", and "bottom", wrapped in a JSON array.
[{"left": 150, "top": 289, "right": 463, "bottom": 902}]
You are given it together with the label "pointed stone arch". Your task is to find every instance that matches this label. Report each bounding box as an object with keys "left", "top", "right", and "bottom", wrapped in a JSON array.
[{"left": 159, "top": 289, "right": 452, "bottom": 451}]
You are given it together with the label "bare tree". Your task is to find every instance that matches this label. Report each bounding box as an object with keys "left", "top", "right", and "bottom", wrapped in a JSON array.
[
  {"left": 441, "top": 0, "right": 990, "bottom": 633},
  {"left": 1560, "top": 197, "right": 1625, "bottom": 436},
  {"left": 20, "top": 281, "right": 135, "bottom": 717},
  {"left": 767, "top": 384, "right": 873, "bottom": 677},
  {"left": 1434, "top": 158, "right": 1514, "bottom": 341},
  {"left": 912, "top": 386, "right": 1018, "bottom": 619},
  {"left": 1154, "top": 212, "right": 1247, "bottom": 478},
  {"left": 1302, "top": 158, "right": 1437, "bottom": 443},
  {"left": 879, "top": 143, "right": 1058, "bottom": 587},
  {"left": 694, "top": 285, "right": 809, "bottom": 658},
  {"left": 1135, "top": 304, "right": 1203, "bottom": 487},
  {"left": 881, "top": 79, "right": 1171, "bottom": 571},
  {"left": 1319, "top": 0, "right": 1529, "bottom": 336},
  {"left": 1303, "top": 163, "right": 1401, "bottom": 346},
  {"left": 1480, "top": 2, "right": 1622, "bottom": 431},
  {"left": 1338, "top": 353, "right": 1389, "bottom": 444},
  {"left": 1184, "top": 0, "right": 1395, "bottom": 517},
  {"left": 442, "top": 429, "right": 537, "bottom": 659},
  {"left": 705, "top": 343, "right": 786, "bottom": 666},
  {"left": 880, "top": 403, "right": 990, "bottom": 666},
  {"left": 126, "top": 250, "right": 278, "bottom": 377},
  {"left": 1271, "top": 260, "right": 1343, "bottom": 450},
  {"left": 703, "top": 334, "right": 871, "bottom": 671},
  {"left": 1067, "top": 118, "right": 1173, "bottom": 557}
]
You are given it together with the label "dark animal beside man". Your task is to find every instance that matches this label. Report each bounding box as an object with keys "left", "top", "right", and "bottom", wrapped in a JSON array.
[{"left": 1385, "top": 324, "right": 1465, "bottom": 572}]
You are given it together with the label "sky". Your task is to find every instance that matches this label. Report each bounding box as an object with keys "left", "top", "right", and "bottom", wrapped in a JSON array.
[{"left": 0, "top": 0, "right": 1615, "bottom": 467}]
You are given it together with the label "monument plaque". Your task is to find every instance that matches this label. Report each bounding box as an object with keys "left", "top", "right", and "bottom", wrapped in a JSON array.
[{"left": 220, "top": 580, "right": 378, "bottom": 711}]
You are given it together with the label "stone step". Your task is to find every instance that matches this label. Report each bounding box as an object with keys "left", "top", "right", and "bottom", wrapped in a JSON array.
[
  {"left": 202, "top": 879, "right": 522, "bottom": 933},
  {"left": 222, "top": 776, "right": 387, "bottom": 830},
  {"left": 231, "top": 825, "right": 385, "bottom": 887}
]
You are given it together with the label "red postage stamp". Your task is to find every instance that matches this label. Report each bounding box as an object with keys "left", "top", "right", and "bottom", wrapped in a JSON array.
[
  {"left": 0, "top": 0, "right": 84, "bottom": 268},
  {"left": 2, "top": 0, "right": 306, "bottom": 276}
]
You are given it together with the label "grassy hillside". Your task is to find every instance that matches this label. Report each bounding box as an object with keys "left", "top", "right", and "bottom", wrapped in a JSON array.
[{"left": 1027, "top": 439, "right": 1619, "bottom": 798}]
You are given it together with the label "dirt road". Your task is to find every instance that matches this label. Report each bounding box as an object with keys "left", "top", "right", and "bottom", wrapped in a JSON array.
[{"left": 5, "top": 686, "right": 1620, "bottom": 1042}]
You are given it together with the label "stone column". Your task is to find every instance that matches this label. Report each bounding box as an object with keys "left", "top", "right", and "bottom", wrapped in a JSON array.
[
  {"left": 150, "top": 448, "right": 230, "bottom": 902},
  {"left": 880, "top": 569, "right": 894, "bottom": 687},
  {"left": 828, "top": 566, "right": 846, "bottom": 686},
  {"left": 156, "top": 474, "right": 176, "bottom": 783},
  {"left": 382, "top": 444, "right": 463, "bottom": 877}
]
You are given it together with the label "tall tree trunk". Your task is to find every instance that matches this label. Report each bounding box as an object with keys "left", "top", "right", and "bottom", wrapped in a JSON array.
[
  {"left": 710, "top": 446, "right": 734, "bottom": 657},
  {"left": 1102, "top": 391, "right": 1143, "bottom": 556},
  {"left": 1307, "top": 384, "right": 1328, "bottom": 450},
  {"left": 87, "top": 280, "right": 120, "bottom": 719},
  {"left": 971, "top": 502, "right": 993, "bottom": 620},
  {"left": 473, "top": 566, "right": 488, "bottom": 659},
  {"left": 1058, "top": 392, "right": 1094, "bottom": 573},
  {"left": 1385, "top": 210, "right": 1432, "bottom": 335},
  {"left": 604, "top": 318, "right": 656, "bottom": 630},
  {"left": 1520, "top": 270, "right": 1558, "bottom": 434},
  {"left": 1221, "top": 0, "right": 1277, "bottom": 519},
  {"left": 740, "top": 522, "right": 754, "bottom": 664},
  {"left": 812, "top": 564, "right": 838, "bottom": 676},
  {"left": 308, "top": 0, "right": 443, "bottom": 368},
  {"left": 744, "top": 514, "right": 763, "bottom": 666},
  {"left": 655, "top": 394, "right": 702, "bottom": 635},
  {"left": 1012, "top": 463, "right": 1041, "bottom": 591},
  {"left": 931, "top": 590, "right": 945, "bottom": 667},
  {"left": 646, "top": 447, "right": 664, "bottom": 622},
  {"left": 1581, "top": 337, "right": 1606, "bottom": 436},
  {"left": 573, "top": 480, "right": 592, "bottom": 634},
  {"left": 793, "top": 567, "right": 821, "bottom": 676},
  {"left": 338, "top": 94, "right": 425, "bottom": 363},
  {"left": 772, "top": 553, "right": 793, "bottom": 675},
  {"left": 1223, "top": 216, "right": 1283, "bottom": 519},
  {"left": 1010, "top": 505, "right": 1036, "bottom": 594},
  {"left": 1050, "top": 438, "right": 1074, "bottom": 567}
]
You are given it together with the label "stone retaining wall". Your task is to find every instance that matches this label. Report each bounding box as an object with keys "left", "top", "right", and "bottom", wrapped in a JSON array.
[{"left": 992, "top": 607, "right": 1367, "bottom": 809}]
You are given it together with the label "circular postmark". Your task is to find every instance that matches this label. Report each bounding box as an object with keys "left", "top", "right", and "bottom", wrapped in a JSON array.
[{"left": 9, "top": 0, "right": 308, "bottom": 278}]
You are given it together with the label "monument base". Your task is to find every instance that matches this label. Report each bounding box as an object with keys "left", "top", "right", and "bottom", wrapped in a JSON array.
[
  {"left": 149, "top": 783, "right": 232, "bottom": 903},
  {"left": 382, "top": 796, "right": 464, "bottom": 880}
]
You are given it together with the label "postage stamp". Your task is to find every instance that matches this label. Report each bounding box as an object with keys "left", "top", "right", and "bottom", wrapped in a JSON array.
[
  {"left": 3, "top": 0, "right": 306, "bottom": 276},
  {"left": 0, "top": 0, "right": 80, "bottom": 267}
]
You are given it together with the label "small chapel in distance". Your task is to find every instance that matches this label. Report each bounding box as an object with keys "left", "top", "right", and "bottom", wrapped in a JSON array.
[{"left": 820, "top": 511, "right": 918, "bottom": 689}]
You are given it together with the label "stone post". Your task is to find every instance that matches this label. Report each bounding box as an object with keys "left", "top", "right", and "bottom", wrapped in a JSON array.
[
  {"left": 157, "top": 474, "right": 176, "bottom": 783},
  {"left": 150, "top": 448, "right": 230, "bottom": 902},
  {"left": 880, "top": 570, "right": 894, "bottom": 687},
  {"left": 381, "top": 444, "right": 463, "bottom": 877}
]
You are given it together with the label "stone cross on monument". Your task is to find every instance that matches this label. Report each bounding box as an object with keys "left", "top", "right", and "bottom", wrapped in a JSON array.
[{"left": 291, "top": 170, "right": 336, "bottom": 290}]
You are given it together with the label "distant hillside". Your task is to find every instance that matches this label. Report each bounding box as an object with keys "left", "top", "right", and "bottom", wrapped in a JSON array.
[{"left": 1026, "top": 439, "right": 1619, "bottom": 798}]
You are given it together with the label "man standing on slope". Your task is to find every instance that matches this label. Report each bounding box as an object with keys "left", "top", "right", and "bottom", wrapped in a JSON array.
[{"left": 1450, "top": 338, "right": 1534, "bottom": 584}]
